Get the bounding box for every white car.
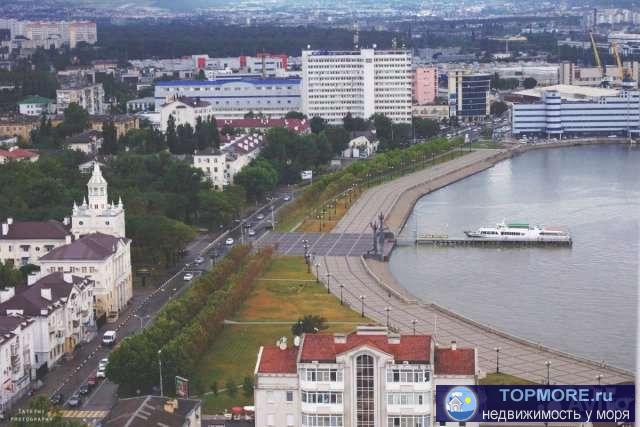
[225,237,235,245]
[96,366,106,379]
[98,358,108,369]
[283,195,291,201]
[183,272,194,281]
[256,213,265,220]
[248,229,256,236]
[194,256,204,265]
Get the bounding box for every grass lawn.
[480,372,536,385]
[195,256,369,414]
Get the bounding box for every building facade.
[511,89,640,136]
[0,316,35,411]
[0,219,72,267]
[447,71,491,121]
[254,326,477,427]
[154,77,301,119]
[17,96,54,116]
[301,49,412,124]
[413,67,438,105]
[159,98,215,132]
[56,82,105,115]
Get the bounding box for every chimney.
[63,217,70,226]
[1,223,7,236]
[65,234,72,244]
[6,218,13,225]
[63,272,73,284]
[40,288,52,301]
[27,272,39,286]
[451,340,457,351]
[333,333,347,344]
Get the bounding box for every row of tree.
[107,245,273,396]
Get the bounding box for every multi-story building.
[413,67,438,105]
[56,82,105,115]
[70,163,126,239]
[0,116,40,141]
[0,316,35,411]
[159,97,215,132]
[193,133,265,190]
[216,117,310,134]
[447,71,491,121]
[301,48,412,124]
[558,61,640,87]
[0,20,96,50]
[254,326,477,427]
[154,77,301,119]
[17,96,54,117]
[0,147,39,164]
[68,22,97,48]
[89,115,140,139]
[0,272,94,371]
[512,89,640,137]
[0,218,72,267]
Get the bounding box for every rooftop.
[216,117,309,134]
[156,77,300,86]
[0,147,38,160]
[513,84,620,100]
[102,396,201,427]
[0,219,70,240]
[39,233,129,261]
[434,346,475,376]
[257,346,298,374]
[17,95,52,105]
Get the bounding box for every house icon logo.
[445,386,478,422]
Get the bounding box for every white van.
[102,330,117,346]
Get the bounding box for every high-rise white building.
[301,48,412,124]
[254,326,477,427]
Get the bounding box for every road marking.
[59,410,108,418]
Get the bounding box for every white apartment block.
[56,82,105,115]
[0,272,94,371]
[0,20,96,50]
[0,316,36,411]
[159,97,215,132]
[301,49,412,124]
[0,218,72,267]
[254,326,477,427]
[193,133,265,190]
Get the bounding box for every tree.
[211,381,219,395]
[324,127,350,155]
[242,376,254,397]
[285,111,306,119]
[11,395,85,427]
[176,123,196,154]
[196,69,206,80]
[413,118,440,139]
[165,116,178,153]
[226,378,237,397]
[234,158,278,201]
[343,112,369,132]
[490,101,509,116]
[58,103,89,136]
[523,77,537,89]
[100,120,118,154]
[309,116,326,134]
[291,314,328,336]
[0,262,23,287]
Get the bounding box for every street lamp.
[133,314,148,331]
[158,349,164,397]
[325,272,330,294]
[315,263,320,283]
[339,284,344,305]
[545,361,551,385]
[385,307,391,328]
[360,295,365,318]
[412,319,417,335]
[596,374,603,385]
[494,347,501,374]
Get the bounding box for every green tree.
[242,376,254,397]
[211,381,219,395]
[323,127,350,155]
[100,120,118,154]
[166,115,177,153]
[523,77,537,89]
[285,111,306,119]
[413,117,440,139]
[196,69,206,80]
[309,116,326,134]
[59,103,89,136]
[226,378,237,397]
[0,262,23,287]
[490,101,509,116]
[234,158,278,201]
[291,314,328,336]
[11,395,85,427]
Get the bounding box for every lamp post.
[133,314,148,331]
[385,307,391,328]
[315,263,320,283]
[412,319,417,335]
[326,272,330,294]
[307,252,312,274]
[158,349,164,397]
[494,347,501,374]
[545,361,551,385]
[360,295,365,317]
[339,284,344,305]
[596,374,602,385]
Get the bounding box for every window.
[287,414,295,426]
[286,391,294,402]
[267,391,274,403]
[387,416,429,427]
[356,354,375,427]
[267,414,275,426]
[386,366,430,383]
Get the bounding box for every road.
[6,191,294,424]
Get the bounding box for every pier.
[414,235,572,247]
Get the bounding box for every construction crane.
[589,31,609,87]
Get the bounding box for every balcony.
[300,402,343,414]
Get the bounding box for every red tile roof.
[434,347,475,376]
[0,220,70,240]
[258,346,298,374]
[299,333,431,363]
[0,148,38,160]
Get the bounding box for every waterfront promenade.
[317,146,634,384]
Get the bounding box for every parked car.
[67,393,81,408]
[96,366,106,379]
[283,195,291,201]
[248,229,256,237]
[225,237,235,245]
[98,358,109,369]
[194,256,205,265]
[50,393,64,406]
[183,272,194,281]
[256,213,265,220]
[79,384,91,395]
[101,330,117,347]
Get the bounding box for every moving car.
[225,237,235,245]
[183,272,194,281]
[98,358,109,369]
[50,393,64,406]
[96,366,106,379]
[194,256,205,265]
[101,330,117,347]
[79,384,91,395]
[283,195,291,201]
[67,393,81,408]
[256,213,265,220]
[248,229,256,236]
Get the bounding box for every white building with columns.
[301,48,412,124]
[254,326,477,427]
[0,219,72,267]
[71,162,125,239]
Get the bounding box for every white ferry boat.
[464,221,572,243]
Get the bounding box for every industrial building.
[511,88,640,137]
[301,48,412,124]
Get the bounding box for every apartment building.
[0,316,35,411]
[0,20,96,49]
[56,82,105,115]
[159,97,215,132]
[0,219,72,267]
[301,48,412,124]
[254,326,477,427]
[17,96,54,117]
[413,67,438,105]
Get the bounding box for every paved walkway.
[316,147,633,384]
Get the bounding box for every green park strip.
[480,372,537,385]
[276,137,465,232]
[193,256,369,413]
